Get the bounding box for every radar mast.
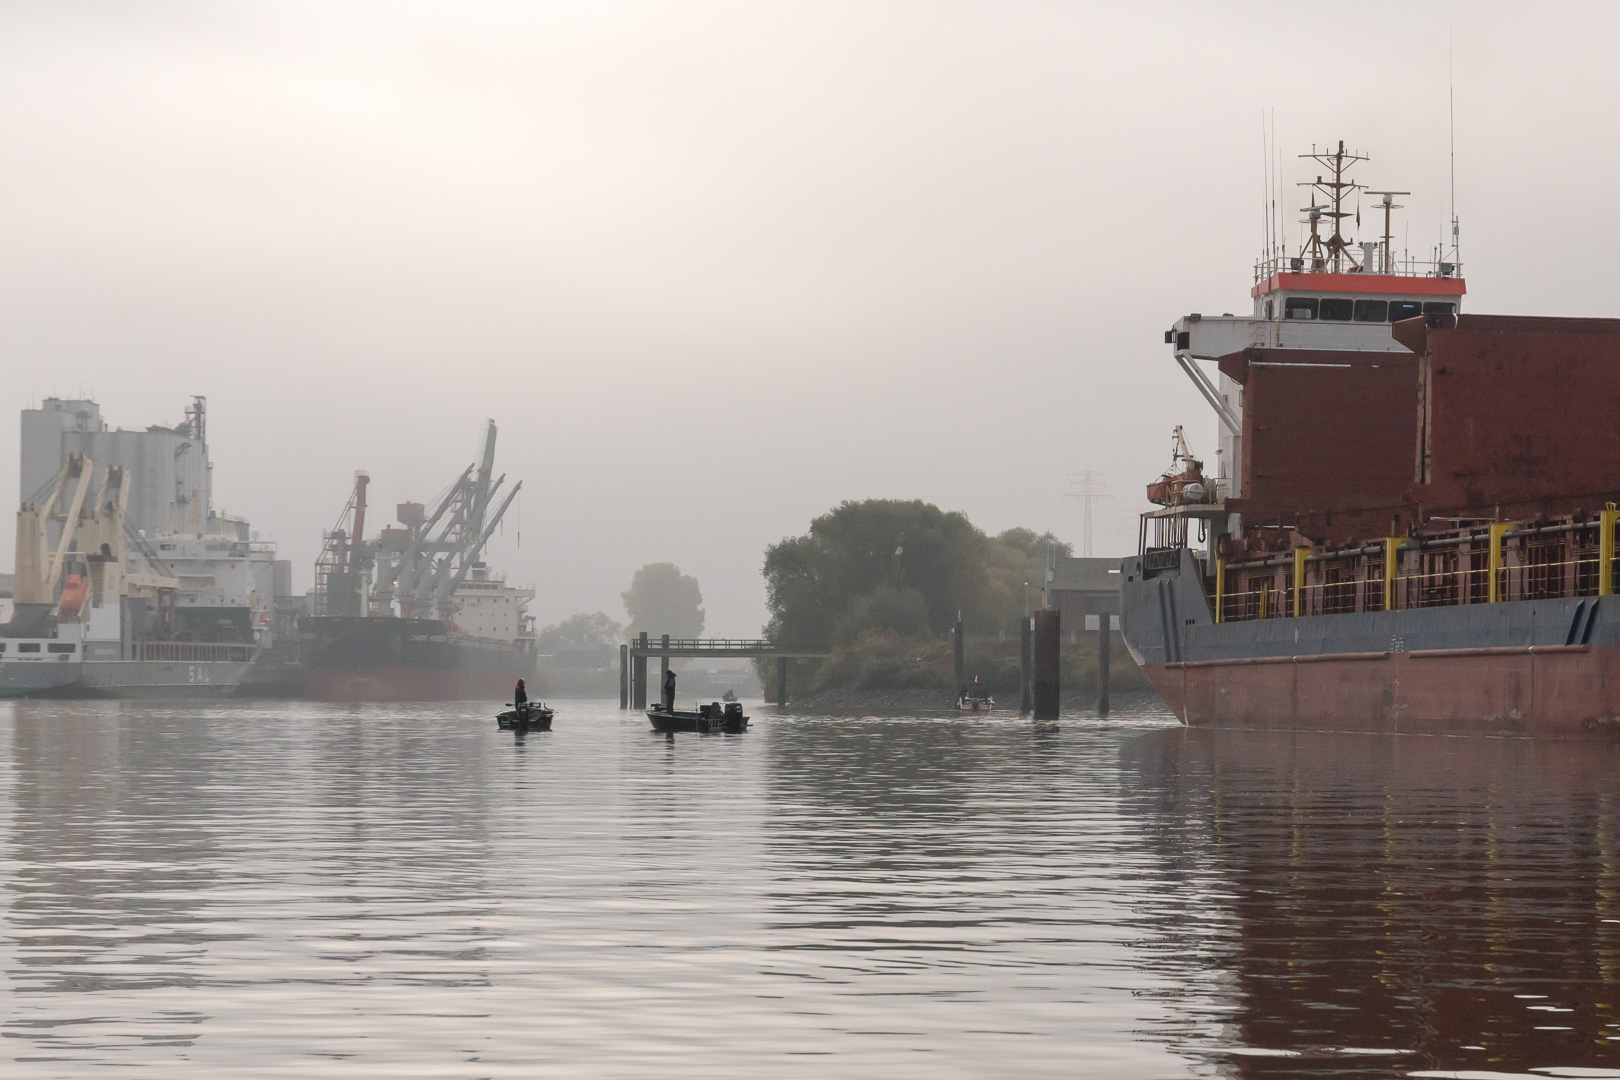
[1297,140,1367,272]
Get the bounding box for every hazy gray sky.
[2,1,1614,634]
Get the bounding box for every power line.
[1064,470,1112,557]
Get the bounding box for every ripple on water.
[0,697,1615,1078]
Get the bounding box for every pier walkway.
[620,634,829,708]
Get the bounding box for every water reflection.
[1125,726,1620,1077]
[3,697,1615,1077]
[757,706,1216,1076]
[2,700,506,1069]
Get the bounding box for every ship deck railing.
[132,641,257,663]
[1252,253,1463,282]
[1209,515,1620,623]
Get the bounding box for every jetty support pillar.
[777,657,789,708]
[632,632,648,709]
[619,644,628,709]
[1097,611,1111,718]
[1033,609,1060,720]
[1019,616,1032,715]
[660,634,670,705]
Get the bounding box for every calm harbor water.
[1,697,1617,1078]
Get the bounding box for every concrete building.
[1046,556,1122,637]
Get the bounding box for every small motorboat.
[647,700,748,733]
[496,702,554,731]
[957,679,994,712]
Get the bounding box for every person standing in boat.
[514,678,528,720]
[662,667,677,711]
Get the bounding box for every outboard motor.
[723,701,744,721]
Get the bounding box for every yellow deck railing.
[1214,530,1617,623]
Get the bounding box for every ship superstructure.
[1164,142,1464,509]
[1121,142,1620,740]
[3,397,292,697]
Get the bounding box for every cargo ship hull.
[0,645,256,699]
[0,658,84,698]
[302,615,536,702]
[1121,549,1620,741]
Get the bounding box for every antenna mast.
[1366,190,1408,275]
[1298,141,1367,272]
[1261,111,1270,265]
[1449,46,1460,267]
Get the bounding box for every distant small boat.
[496,703,554,731]
[952,689,991,712]
[957,680,994,712]
[648,701,748,733]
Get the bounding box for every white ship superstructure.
[452,566,536,642]
[3,397,294,697]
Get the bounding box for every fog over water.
[1,2,1614,633]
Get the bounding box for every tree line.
[536,498,1137,698]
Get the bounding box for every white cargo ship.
[2,397,294,698]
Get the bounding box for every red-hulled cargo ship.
[1120,141,1620,740]
[301,422,537,702]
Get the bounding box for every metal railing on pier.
[625,637,829,659]
[619,636,831,712]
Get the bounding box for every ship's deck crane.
[312,471,372,616]
[355,420,522,623]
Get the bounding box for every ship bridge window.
[1353,299,1388,322]
[1319,298,1354,321]
[1390,300,1423,320]
[47,643,75,654]
[18,643,39,653]
[1423,301,1456,316]
[1284,297,1318,320]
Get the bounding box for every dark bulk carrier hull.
[302,615,535,702]
[1121,141,1620,741]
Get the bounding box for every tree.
[760,501,1078,690]
[762,511,1077,651]
[621,563,705,639]
[830,584,930,644]
[757,501,1140,695]
[993,527,1074,563]
[536,611,624,651]
[763,499,995,648]
[983,528,1074,623]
